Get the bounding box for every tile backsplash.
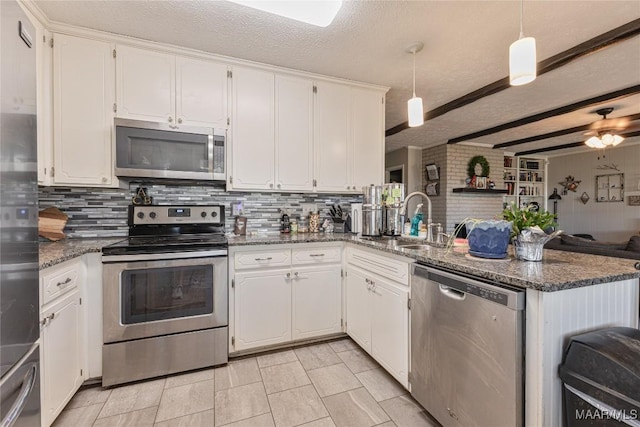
[39,183,361,238]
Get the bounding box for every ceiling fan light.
[612,134,624,146]
[585,136,605,149]
[509,36,537,86]
[601,133,615,146]
[408,97,424,127]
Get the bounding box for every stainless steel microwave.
[114,119,226,181]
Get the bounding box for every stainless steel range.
[101,204,228,387]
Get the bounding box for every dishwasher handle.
[439,285,466,301]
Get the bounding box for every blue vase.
[466,220,513,259]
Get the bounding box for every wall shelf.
[452,188,508,194]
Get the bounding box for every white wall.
[547,143,640,241]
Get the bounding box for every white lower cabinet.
[234,268,292,351]
[41,289,84,426]
[292,266,342,340]
[231,245,343,352]
[345,249,410,388]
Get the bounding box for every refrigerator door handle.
[1,365,37,427]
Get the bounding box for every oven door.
[103,252,227,343]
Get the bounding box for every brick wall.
[420,145,505,233]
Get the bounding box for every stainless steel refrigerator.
[0,1,41,425]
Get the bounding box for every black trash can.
[559,327,640,426]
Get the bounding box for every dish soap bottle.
[410,203,423,236]
[403,218,411,236]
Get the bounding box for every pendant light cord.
[519,0,524,39]
[412,51,416,97]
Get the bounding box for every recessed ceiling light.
[227,1,343,27]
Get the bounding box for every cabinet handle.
[177,118,183,124]
[101,177,107,183]
[365,278,370,284]
[48,313,55,320]
[40,318,48,326]
[294,272,299,278]
[168,116,173,123]
[56,277,72,287]
[254,257,273,261]
[286,272,291,279]
[277,184,281,189]
[269,183,274,188]
[309,254,325,257]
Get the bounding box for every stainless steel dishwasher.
[410,264,525,427]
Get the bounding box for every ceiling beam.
[515,130,640,156]
[447,85,640,144]
[385,18,640,138]
[493,113,640,149]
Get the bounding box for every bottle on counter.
[280,209,290,234]
[410,204,423,236]
[403,218,411,236]
[290,218,298,234]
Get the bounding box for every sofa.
[545,234,640,260]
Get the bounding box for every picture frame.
[476,176,487,189]
[425,182,439,196]
[426,164,439,181]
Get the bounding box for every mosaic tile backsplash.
[39,183,361,238]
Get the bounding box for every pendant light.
[509,0,536,86]
[406,42,424,127]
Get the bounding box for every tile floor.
[53,338,438,427]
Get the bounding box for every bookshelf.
[503,155,547,210]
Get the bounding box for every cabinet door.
[230,67,275,190]
[350,87,383,189]
[275,75,314,192]
[116,45,175,123]
[314,81,350,192]
[176,57,228,128]
[292,265,342,340]
[234,269,291,351]
[52,34,115,186]
[345,266,371,353]
[371,277,409,387]
[41,291,83,426]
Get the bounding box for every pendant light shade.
[509,0,536,86]
[509,36,537,86]
[406,42,424,127]
[408,96,424,127]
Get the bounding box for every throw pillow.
[625,236,640,253]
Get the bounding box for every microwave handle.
[208,135,214,173]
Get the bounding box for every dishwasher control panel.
[468,284,509,306]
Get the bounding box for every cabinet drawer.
[42,261,81,305]
[292,247,341,265]
[234,249,291,270]
[346,247,410,286]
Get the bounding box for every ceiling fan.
[583,107,639,148]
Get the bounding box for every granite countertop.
[229,233,640,292]
[39,237,124,270]
[40,234,640,291]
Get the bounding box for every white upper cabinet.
[230,66,275,190]
[275,75,314,192]
[176,56,228,128]
[315,84,384,193]
[52,33,115,186]
[350,87,384,189]
[314,81,350,192]
[116,45,228,129]
[116,45,174,123]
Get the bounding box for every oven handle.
[102,250,228,263]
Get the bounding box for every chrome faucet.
[399,191,433,228]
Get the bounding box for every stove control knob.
[137,212,145,219]
[149,212,157,219]
[211,211,218,218]
[201,211,207,218]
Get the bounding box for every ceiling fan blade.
[588,117,631,131]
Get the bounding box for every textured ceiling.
[32,0,640,155]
